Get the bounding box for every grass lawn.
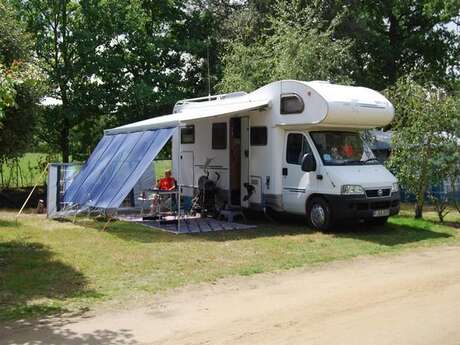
[1,152,171,188]
[1,153,50,187]
[154,159,171,179]
[0,209,459,322]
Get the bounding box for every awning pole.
[177,126,182,233]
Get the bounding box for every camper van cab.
[109,79,400,230]
[169,80,400,229]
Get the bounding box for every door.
[180,151,194,197]
[282,132,316,214]
[229,118,242,206]
[240,117,250,207]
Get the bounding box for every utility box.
[47,163,81,218]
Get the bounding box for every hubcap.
[311,204,326,228]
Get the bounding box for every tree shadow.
[0,218,18,228]
[96,220,195,244]
[0,321,138,345]
[434,220,460,229]
[77,212,453,248]
[0,241,98,321]
[99,214,314,244]
[330,220,452,246]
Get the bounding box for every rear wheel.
[307,197,333,230]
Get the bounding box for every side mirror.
[301,153,316,172]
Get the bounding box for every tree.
[340,0,460,90]
[386,77,460,219]
[0,1,44,161]
[218,1,353,92]
[220,0,460,91]
[16,0,236,162]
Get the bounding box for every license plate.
[373,209,390,217]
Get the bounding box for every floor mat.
[117,215,257,234]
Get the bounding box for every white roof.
[302,81,389,108]
[105,98,270,135]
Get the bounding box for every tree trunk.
[414,203,423,219]
[60,124,70,163]
[387,13,399,84]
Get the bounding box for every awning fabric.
[105,98,270,135]
[64,127,174,209]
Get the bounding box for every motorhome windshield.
[310,131,379,166]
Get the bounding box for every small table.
[143,188,180,218]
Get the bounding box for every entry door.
[282,132,315,214]
[240,117,250,208]
[180,151,194,197]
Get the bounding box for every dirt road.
[2,245,460,345]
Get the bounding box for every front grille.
[365,188,391,198]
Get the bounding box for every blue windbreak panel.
[85,132,143,207]
[64,135,115,204]
[63,127,175,209]
[96,129,174,208]
[72,134,126,206]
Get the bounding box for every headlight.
[341,185,365,195]
[391,182,399,193]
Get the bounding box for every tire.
[307,197,333,230]
[368,216,388,226]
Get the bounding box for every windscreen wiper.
[362,158,381,164]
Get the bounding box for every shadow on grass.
[0,218,18,228]
[100,212,454,248]
[331,218,452,246]
[0,241,98,321]
[0,322,137,345]
[97,213,315,244]
[435,220,460,229]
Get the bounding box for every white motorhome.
[110,80,400,229]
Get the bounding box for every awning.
[105,98,270,135]
[64,127,175,210]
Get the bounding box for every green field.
[154,159,172,179]
[0,209,459,321]
[0,152,171,188]
[0,153,50,188]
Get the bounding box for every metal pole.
[16,163,49,224]
[177,126,182,233]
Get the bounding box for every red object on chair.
[158,177,176,190]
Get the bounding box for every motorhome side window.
[286,133,312,165]
[280,93,304,114]
[212,122,227,149]
[181,125,195,144]
[250,126,267,146]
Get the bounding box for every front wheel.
[307,197,333,230]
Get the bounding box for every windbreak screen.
[63,127,175,209]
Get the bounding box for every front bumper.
[324,192,400,221]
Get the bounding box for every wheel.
[368,216,388,226]
[307,197,333,230]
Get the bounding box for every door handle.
[282,167,288,176]
[244,150,249,158]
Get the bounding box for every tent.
[60,96,269,215]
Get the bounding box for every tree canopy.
[0,0,44,161]
[218,1,354,92]
[386,77,460,218]
[0,0,458,164]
